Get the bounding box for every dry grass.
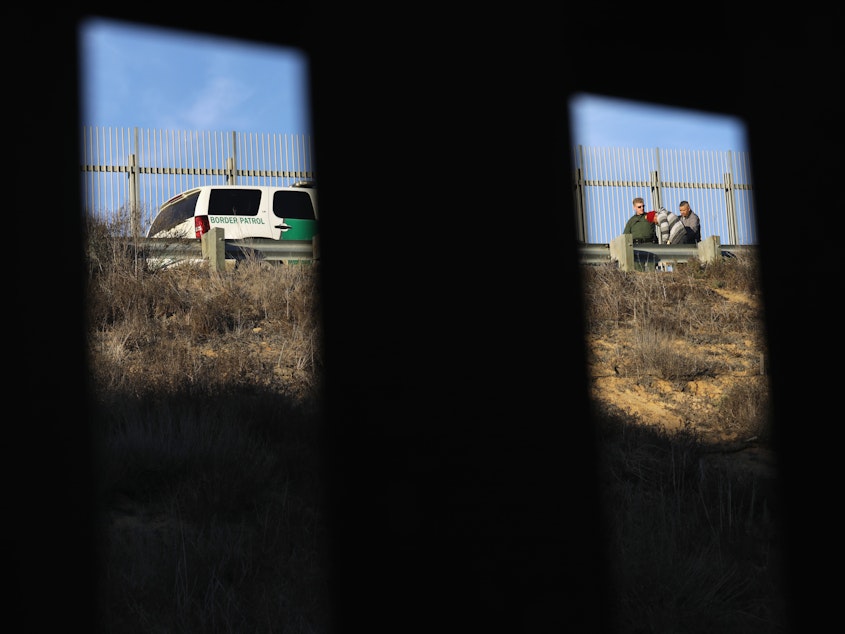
[584,255,787,633]
[86,218,327,633]
[87,222,321,401]
[86,215,786,633]
[583,255,771,444]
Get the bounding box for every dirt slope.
[586,287,778,478]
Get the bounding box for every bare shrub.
[86,220,323,402]
[93,392,328,633]
[581,263,753,336]
[583,257,766,385]
[581,264,631,332]
[85,214,144,276]
[187,277,259,340]
[629,323,714,383]
[714,376,772,442]
[86,218,327,633]
[87,224,779,633]
[675,251,763,295]
[591,400,785,633]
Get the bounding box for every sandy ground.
[586,288,778,479]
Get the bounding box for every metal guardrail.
[114,237,753,268]
[228,239,316,262]
[578,242,756,266]
[130,237,316,263]
[578,243,613,265]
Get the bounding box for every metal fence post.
[226,156,236,185]
[229,130,238,185]
[650,170,662,211]
[127,152,141,239]
[573,167,587,243]
[724,171,739,245]
[132,127,142,237]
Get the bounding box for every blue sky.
[79,17,748,152]
[568,93,748,152]
[79,17,312,134]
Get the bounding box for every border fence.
[571,145,755,245]
[80,127,755,244]
[80,127,315,237]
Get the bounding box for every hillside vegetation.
[581,256,785,632]
[86,218,786,633]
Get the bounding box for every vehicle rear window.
[208,189,262,216]
[149,190,201,235]
[272,190,316,220]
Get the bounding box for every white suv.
[148,182,318,242]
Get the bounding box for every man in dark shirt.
[622,197,657,243]
[679,200,701,243]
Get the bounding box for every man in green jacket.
[622,197,657,244]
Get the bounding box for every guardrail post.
[610,234,634,271]
[697,235,721,264]
[202,228,226,272]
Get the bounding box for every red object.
[646,211,657,223]
[194,215,210,238]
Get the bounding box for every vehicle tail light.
[194,215,210,239]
